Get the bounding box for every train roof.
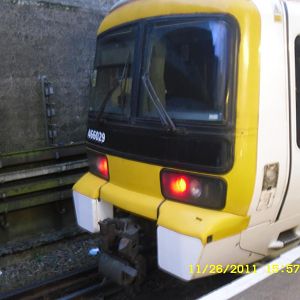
[109,0,300,13]
[98,0,300,35]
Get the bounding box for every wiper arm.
[142,73,176,132]
[96,80,119,121]
[96,53,131,121]
[119,53,131,113]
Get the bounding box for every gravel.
[0,233,100,293]
[0,231,239,298]
[0,225,84,257]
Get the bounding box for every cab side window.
[295,36,300,147]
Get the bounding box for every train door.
[277,1,300,221]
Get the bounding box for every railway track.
[0,143,239,300]
[0,143,88,247]
[0,266,122,300]
[0,142,88,215]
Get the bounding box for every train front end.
[73,0,262,283]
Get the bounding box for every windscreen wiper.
[119,53,131,113]
[96,80,119,121]
[142,72,177,132]
[96,53,131,121]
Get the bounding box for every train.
[73,0,300,285]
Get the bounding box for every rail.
[0,266,122,300]
[0,143,88,214]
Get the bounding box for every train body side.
[241,0,300,255]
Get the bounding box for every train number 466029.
[87,129,106,144]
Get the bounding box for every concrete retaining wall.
[0,0,103,153]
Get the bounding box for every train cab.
[73,0,300,284]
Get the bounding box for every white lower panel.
[197,235,263,271]
[157,227,264,281]
[73,191,113,233]
[241,214,300,255]
[157,226,203,281]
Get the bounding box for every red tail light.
[97,156,109,179]
[171,176,188,194]
[162,173,197,202]
[161,170,226,209]
[87,150,109,180]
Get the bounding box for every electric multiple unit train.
[73,0,300,284]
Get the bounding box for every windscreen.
[139,20,231,123]
[89,26,136,119]
[87,16,238,174]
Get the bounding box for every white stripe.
[197,245,300,300]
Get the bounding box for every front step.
[269,229,300,249]
[278,229,300,246]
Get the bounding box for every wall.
[0,0,103,153]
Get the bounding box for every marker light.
[87,150,109,180]
[161,170,226,209]
[97,156,109,179]
[171,177,188,194]
[97,155,109,179]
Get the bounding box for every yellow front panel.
[100,155,164,219]
[158,201,249,244]
[70,0,262,241]
[97,0,261,219]
[73,172,107,199]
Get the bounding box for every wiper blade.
[96,80,119,121]
[96,53,131,121]
[119,53,131,113]
[142,73,176,132]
